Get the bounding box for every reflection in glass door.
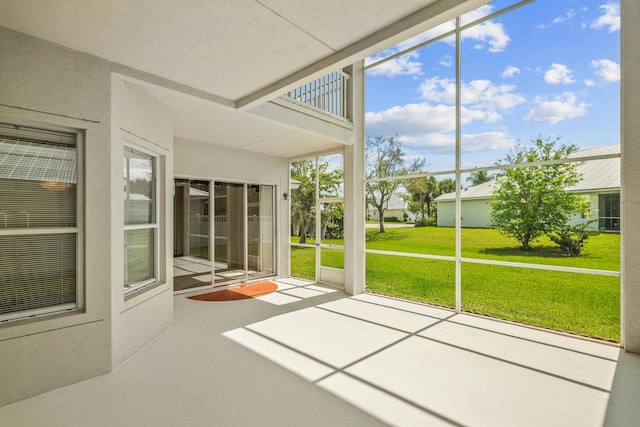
[214,183,275,284]
[173,179,212,292]
[247,185,275,279]
[214,182,246,283]
[174,179,276,291]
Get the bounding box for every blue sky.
[364,0,620,174]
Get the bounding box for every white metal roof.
[436,144,620,202]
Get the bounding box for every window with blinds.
[124,147,158,292]
[0,123,80,321]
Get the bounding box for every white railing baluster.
[284,69,350,122]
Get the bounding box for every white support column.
[343,61,366,295]
[621,0,640,353]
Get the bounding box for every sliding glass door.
[174,178,275,292]
[214,182,245,282]
[214,182,275,284]
[173,179,212,292]
[247,184,275,279]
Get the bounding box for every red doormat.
[187,281,278,302]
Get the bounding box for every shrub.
[548,221,597,256]
[384,216,399,222]
[414,217,436,227]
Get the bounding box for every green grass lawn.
[291,227,621,341]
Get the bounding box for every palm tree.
[406,175,439,219]
[466,170,492,186]
[438,177,457,195]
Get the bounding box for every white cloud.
[462,20,510,53]
[399,131,516,155]
[365,102,516,154]
[591,58,620,82]
[365,52,422,77]
[371,4,510,61]
[366,103,457,136]
[439,55,453,67]
[365,103,485,136]
[591,2,620,32]
[461,132,517,152]
[544,63,575,85]
[585,79,596,87]
[418,77,525,110]
[524,92,590,124]
[552,9,576,24]
[418,78,456,104]
[501,65,521,79]
[537,8,579,29]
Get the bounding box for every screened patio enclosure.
[173,179,275,292]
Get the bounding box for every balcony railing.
[283,70,350,122]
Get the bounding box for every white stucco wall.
[343,61,366,296]
[173,138,290,278]
[0,28,178,405]
[621,0,640,352]
[0,27,113,406]
[110,76,175,368]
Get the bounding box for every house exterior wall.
[0,28,176,405]
[436,199,491,228]
[173,138,290,279]
[0,27,113,406]
[437,192,615,231]
[110,76,175,368]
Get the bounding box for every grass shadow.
[366,230,408,242]
[479,245,603,260]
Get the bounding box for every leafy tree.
[322,202,344,240]
[405,158,439,220]
[466,170,492,186]
[489,137,585,250]
[366,134,408,233]
[401,191,421,221]
[290,159,342,243]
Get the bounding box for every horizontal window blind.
[0,123,79,320]
[0,235,77,315]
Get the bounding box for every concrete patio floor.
[1,278,639,426]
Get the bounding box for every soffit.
[148,84,344,158]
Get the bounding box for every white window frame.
[0,123,84,322]
[123,146,159,294]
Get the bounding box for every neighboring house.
[435,145,620,231]
[367,193,410,221]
